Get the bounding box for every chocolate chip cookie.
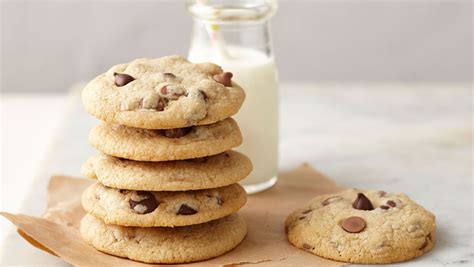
[82,151,252,191]
[82,55,245,129]
[285,189,436,264]
[89,118,242,161]
[80,213,247,264]
[82,182,247,227]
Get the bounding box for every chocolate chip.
[302,209,312,214]
[163,72,176,78]
[114,73,135,87]
[160,86,168,94]
[419,234,431,250]
[138,95,166,111]
[213,72,233,87]
[302,243,312,250]
[173,91,186,98]
[380,205,390,210]
[160,127,192,138]
[378,191,387,197]
[322,196,342,206]
[119,189,129,194]
[198,90,208,101]
[177,204,197,215]
[224,152,230,157]
[298,216,306,220]
[386,200,396,207]
[155,97,166,111]
[129,191,159,214]
[419,240,428,250]
[352,193,374,211]
[341,216,366,233]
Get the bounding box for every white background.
[1,0,472,93]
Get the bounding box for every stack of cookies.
[79,56,252,264]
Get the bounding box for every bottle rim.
[186,0,278,23]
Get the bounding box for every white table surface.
[0,83,472,266]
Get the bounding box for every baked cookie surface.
[89,118,242,161]
[82,150,252,191]
[82,55,245,129]
[285,189,436,264]
[80,213,247,264]
[82,182,247,227]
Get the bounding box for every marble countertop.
[1,83,472,266]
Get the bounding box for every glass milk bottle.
[187,0,278,194]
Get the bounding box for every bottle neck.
[189,19,273,64]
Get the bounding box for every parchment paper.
[1,164,345,266]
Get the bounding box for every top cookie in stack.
[79,56,252,264]
[82,55,245,129]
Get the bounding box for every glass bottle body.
[187,1,279,193]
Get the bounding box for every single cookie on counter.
[285,189,436,264]
[82,182,247,227]
[80,213,247,264]
[82,55,245,129]
[89,118,242,161]
[81,151,252,191]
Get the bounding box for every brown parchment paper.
[1,164,346,266]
